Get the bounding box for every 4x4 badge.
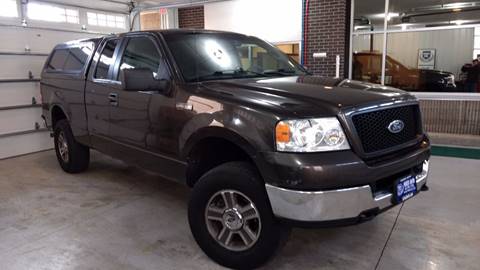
[387,120,405,134]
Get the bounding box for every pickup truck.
[41,29,430,269]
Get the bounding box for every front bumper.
[266,160,429,223]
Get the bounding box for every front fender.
[179,106,277,160]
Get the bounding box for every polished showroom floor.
[0,151,478,270]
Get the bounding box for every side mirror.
[121,68,170,93]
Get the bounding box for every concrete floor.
[0,151,479,270]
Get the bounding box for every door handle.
[109,93,118,106]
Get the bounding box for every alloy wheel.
[205,190,262,251]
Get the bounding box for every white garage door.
[0,0,130,159]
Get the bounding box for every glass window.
[47,45,92,72]
[163,33,307,82]
[63,46,91,71]
[352,0,480,93]
[388,0,480,31]
[48,49,69,70]
[0,0,18,18]
[87,12,126,28]
[275,43,300,63]
[353,0,385,32]
[87,12,98,25]
[385,29,470,92]
[95,39,119,79]
[352,34,384,84]
[118,37,168,81]
[27,3,79,24]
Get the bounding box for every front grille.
[352,105,421,154]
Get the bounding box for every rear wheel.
[188,162,290,269]
[54,119,90,173]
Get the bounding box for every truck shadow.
[28,150,395,270]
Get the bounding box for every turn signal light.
[275,122,291,143]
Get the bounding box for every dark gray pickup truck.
[41,29,430,269]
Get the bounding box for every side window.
[47,45,92,72]
[48,49,69,70]
[63,46,91,71]
[117,36,168,81]
[95,39,119,79]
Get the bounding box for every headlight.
[275,117,350,152]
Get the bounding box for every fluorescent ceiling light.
[374,12,400,21]
[452,20,468,25]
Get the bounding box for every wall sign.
[418,49,436,70]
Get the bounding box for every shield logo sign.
[418,49,436,69]
[421,51,433,62]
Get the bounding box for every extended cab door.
[107,33,183,179]
[85,37,121,153]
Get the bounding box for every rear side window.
[48,49,69,70]
[47,45,92,72]
[94,39,119,80]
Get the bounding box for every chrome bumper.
[265,161,429,222]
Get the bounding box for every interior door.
[108,34,179,174]
[85,38,121,153]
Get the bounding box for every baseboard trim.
[431,145,480,160]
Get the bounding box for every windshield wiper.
[261,68,297,76]
[196,68,265,81]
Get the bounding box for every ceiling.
[355,0,480,29]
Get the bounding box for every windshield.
[162,32,308,82]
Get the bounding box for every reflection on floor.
[0,151,478,270]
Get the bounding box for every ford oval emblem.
[387,120,405,134]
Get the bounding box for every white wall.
[204,0,302,43]
[353,28,475,78]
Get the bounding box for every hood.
[199,75,416,117]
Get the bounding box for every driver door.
[107,34,178,173]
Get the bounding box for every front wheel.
[188,162,289,269]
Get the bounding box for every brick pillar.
[303,0,350,78]
[178,6,205,29]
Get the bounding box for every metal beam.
[0,104,42,111]
[0,22,108,35]
[0,52,49,56]
[133,0,227,12]
[0,78,41,83]
[0,128,49,139]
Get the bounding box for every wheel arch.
[50,104,69,129]
[182,127,262,187]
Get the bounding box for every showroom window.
[351,0,480,92]
[87,12,126,28]
[275,43,300,63]
[0,0,18,18]
[27,3,79,23]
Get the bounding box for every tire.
[53,119,90,173]
[188,161,290,269]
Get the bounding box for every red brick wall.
[303,0,350,78]
[178,6,205,29]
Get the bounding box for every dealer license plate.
[395,175,417,203]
